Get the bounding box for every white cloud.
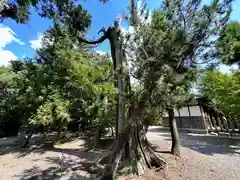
[0,49,17,66]
[0,24,25,47]
[29,34,43,50]
[96,50,107,56]
[0,24,24,66]
[218,64,239,74]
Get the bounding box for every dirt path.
[0,127,240,180]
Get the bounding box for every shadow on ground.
[149,126,240,156]
[7,138,112,180]
[14,157,104,180]
[0,133,80,156]
[0,134,115,179]
[0,132,114,157]
[14,146,106,179]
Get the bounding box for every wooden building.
[163,98,211,133]
[163,97,239,134]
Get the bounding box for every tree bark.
[100,106,167,180]
[168,108,181,156]
[21,127,35,148]
[94,126,102,147]
[107,26,125,138]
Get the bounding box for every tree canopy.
[0,0,95,24]
[216,21,240,66]
[0,21,115,137]
[199,70,240,123]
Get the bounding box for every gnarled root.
[98,123,167,180]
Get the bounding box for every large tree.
[128,7,197,156]
[0,0,233,179]
[71,0,233,178]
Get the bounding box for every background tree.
[198,70,240,129]
[0,19,115,145]
[0,0,108,23]
[216,21,240,66]
[0,66,21,137]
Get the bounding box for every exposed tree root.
[97,122,167,180]
[98,141,116,165]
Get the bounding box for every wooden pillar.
[206,112,214,130]
[197,99,208,132]
[210,113,217,130]
[218,117,224,131]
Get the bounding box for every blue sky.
[0,0,240,71]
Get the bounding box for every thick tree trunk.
[99,107,167,180]
[21,127,35,148]
[94,126,102,147]
[100,125,166,179]
[168,108,180,156]
[116,55,125,135]
[108,26,125,138]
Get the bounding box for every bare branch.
[77,35,108,45]
[179,0,186,29]
[77,28,108,45]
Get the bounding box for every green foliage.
[0,22,115,137]
[30,89,71,127]
[37,24,115,131]
[0,0,235,138]
[199,70,240,122]
[216,21,240,65]
[0,66,20,136]
[129,0,231,109]
[119,0,233,128]
[0,0,107,24]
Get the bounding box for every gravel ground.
[147,126,240,180]
[0,127,240,180]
